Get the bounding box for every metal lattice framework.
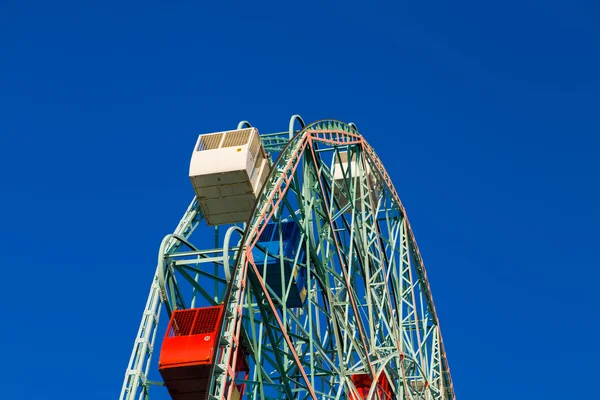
[119,116,455,400]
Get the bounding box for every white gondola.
[189,127,271,225]
[331,151,381,211]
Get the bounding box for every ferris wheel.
[119,116,456,400]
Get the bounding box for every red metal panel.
[350,373,395,400]
[158,306,226,400]
[159,306,224,368]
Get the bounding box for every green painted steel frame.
[119,116,455,400]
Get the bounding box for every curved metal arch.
[222,225,245,282]
[156,226,245,316]
[230,119,453,399]
[157,233,199,315]
[301,118,362,135]
[237,120,252,129]
[288,114,306,139]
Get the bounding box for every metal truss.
[119,117,455,400]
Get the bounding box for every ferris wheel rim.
[120,116,456,400]
[216,118,454,399]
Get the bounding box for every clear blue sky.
[1,1,599,399]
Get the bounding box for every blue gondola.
[253,221,307,308]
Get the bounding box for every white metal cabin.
[189,127,270,225]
